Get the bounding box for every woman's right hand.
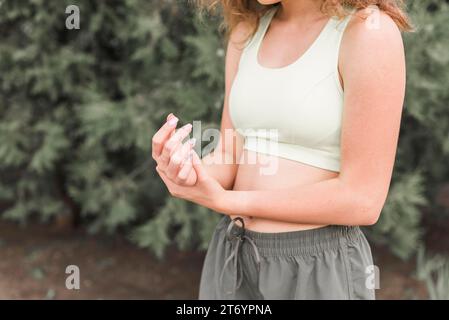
[151,113,198,186]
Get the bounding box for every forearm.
[217,177,382,226]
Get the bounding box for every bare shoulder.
[339,7,406,81]
[346,7,403,39]
[341,7,405,61]
[225,21,253,76]
[228,21,253,51]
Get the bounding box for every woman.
[151,0,411,300]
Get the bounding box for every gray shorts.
[199,215,375,300]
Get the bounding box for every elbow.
[360,209,381,226]
[340,176,388,226]
[353,191,385,226]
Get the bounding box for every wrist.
[213,190,251,216]
[213,190,233,215]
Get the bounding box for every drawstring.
[219,217,262,299]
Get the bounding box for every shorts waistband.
[219,215,362,256]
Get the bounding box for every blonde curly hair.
[194,0,413,40]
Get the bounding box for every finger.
[151,113,179,159]
[167,113,176,139]
[166,138,196,180]
[159,123,192,167]
[191,150,207,182]
[177,153,193,184]
[156,165,172,187]
[157,165,183,198]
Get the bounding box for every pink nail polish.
[168,117,178,126]
[189,138,196,147]
[183,123,193,131]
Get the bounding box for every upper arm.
[338,9,406,215]
[215,22,252,163]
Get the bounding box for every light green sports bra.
[229,6,355,172]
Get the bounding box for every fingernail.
[184,152,191,162]
[167,113,174,121]
[188,138,196,147]
[183,123,192,131]
[167,117,178,126]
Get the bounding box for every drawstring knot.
[219,217,261,298]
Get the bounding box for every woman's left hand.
[156,150,226,212]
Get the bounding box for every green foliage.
[0,0,448,260]
[368,171,427,259]
[0,0,224,253]
[416,246,449,300]
[130,198,220,259]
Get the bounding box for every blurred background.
[0,0,448,299]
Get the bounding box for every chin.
[257,0,281,5]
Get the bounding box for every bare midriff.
[230,149,339,232]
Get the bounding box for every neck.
[277,0,325,21]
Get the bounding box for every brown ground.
[0,220,438,300]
